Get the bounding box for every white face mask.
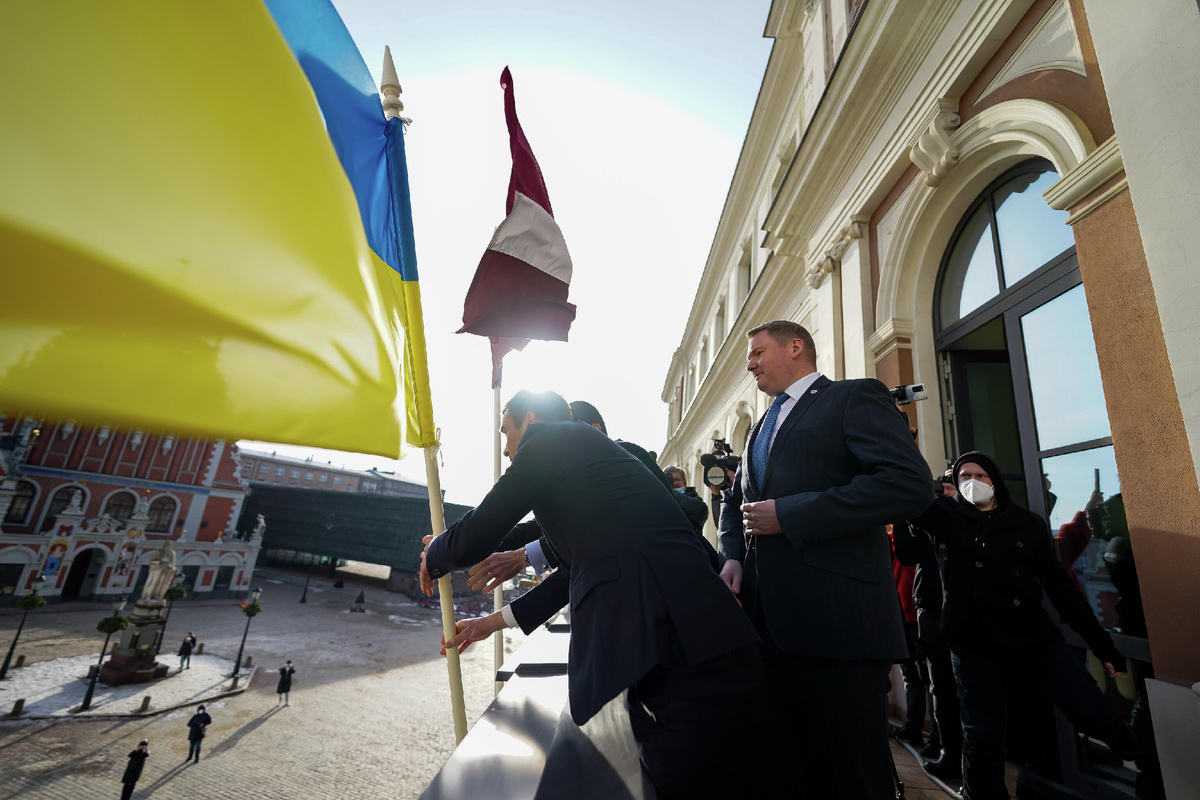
[959,478,995,506]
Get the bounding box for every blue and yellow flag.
[0,1,435,456]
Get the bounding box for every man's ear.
[791,338,805,359]
[524,411,539,427]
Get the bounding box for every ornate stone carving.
[251,514,267,544]
[140,541,177,602]
[64,488,83,515]
[806,217,866,289]
[909,99,961,187]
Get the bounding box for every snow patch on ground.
[0,654,247,718]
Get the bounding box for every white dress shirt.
[765,371,823,453]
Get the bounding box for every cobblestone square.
[0,569,522,800]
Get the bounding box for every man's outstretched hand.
[468,549,526,593]
[441,612,506,657]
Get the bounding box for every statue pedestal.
[98,599,170,685]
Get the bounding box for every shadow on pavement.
[205,705,283,759]
[138,758,192,796]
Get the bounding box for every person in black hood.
[905,451,1135,799]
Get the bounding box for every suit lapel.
[762,375,831,492]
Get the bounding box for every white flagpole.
[492,382,504,695]
[381,46,467,744]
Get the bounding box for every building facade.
[661,1,1200,797]
[0,413,260,603]
[236,448,428,498]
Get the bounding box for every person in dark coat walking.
[120,739,149,800]
[178,632,196,670]
[276,660,295,706]
[906,451,1136,799]
[185,705,211,763]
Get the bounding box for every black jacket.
[122,749,148,783]
[906,451,1124,668]
[276,666,294,693]
[186,711,211,741]
[178,638,193,657]
[719,376,932,660]
[426,421,758,724]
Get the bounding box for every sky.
[242,0,773,505]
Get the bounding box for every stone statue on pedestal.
[140,541,177,602]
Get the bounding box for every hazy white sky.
[243,0,772,505]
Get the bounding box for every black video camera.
[700,438,741,491]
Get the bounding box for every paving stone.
[0,569,523,800]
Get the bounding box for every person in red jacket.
[889,525,928,748]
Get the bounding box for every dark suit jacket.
[427,421,758,724]
[719,376,932,661]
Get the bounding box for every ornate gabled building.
[0,413,260,603]
[661,1,1200,796]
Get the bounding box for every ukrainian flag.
[0,1,436,456]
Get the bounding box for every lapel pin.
[810,390,817,395]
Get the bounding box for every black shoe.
[924,753,962,781]
[894,725,925,747]
[920,741,943,759]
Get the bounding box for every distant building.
[236,448,429,499]
[0,414,260,603]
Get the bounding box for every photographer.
[698,439,741,527]
[663,465,709,536]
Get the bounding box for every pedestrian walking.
[185,704,211,763]
[276,660,295,706]
[178,632,196,670]
[120,739,149,799]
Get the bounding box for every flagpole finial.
[380,46,406,122]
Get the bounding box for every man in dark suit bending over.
[719,320,933,799]
[421,390,766,799]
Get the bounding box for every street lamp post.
[0,574,47,680]
[302,514,334,604]
[155,572,187,655]
[231,587,262,677]
[79,596,128,711]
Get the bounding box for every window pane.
[1041,446,1135,632]
[939,204,999,326]
[994,171,1073,286]
[1020,285,1109,450]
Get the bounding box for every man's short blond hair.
[746,320,816,364]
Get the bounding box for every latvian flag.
[458,67,576,386]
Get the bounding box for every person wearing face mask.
[905,451,1136,799]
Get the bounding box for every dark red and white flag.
[458,67,576,386]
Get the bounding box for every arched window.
[41,486,83,532]
[937,161,1074,331]
[146,496,177,533]
[103,492,137,523]
[934,158,1132,636]
[3,481,36,525]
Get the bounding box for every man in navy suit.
[719,320,933,799]
[421,390,766,798]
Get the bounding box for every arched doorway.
[61,548,104,600]
[934,158,1158,795]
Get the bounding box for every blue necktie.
[752,392,789,493]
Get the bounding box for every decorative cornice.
[1043,135,1123,212]
[909,98,961,187]
[806,216,867,289]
